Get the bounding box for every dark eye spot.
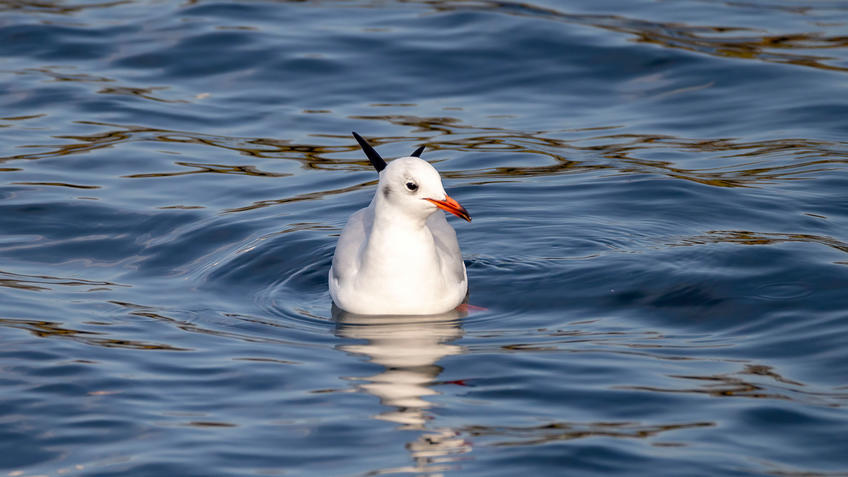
[406,182,418,192]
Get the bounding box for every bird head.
[353,132,471,223]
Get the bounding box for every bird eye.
[405,182,418,191]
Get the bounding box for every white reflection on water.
[333,307,471,474]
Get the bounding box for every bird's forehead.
[385,157,440,182]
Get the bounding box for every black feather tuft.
[352,132,387,172]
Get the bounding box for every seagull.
[329,132,471,315]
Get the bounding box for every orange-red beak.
[424,194,471,222]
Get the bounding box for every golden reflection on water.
[0,317,188,351]
[4,119,844,213]
[463,420,713,447]
[623,363,848,407]
[123,161,291,179]
[0,0,132,15]
[11,181,101,189]
[673,230,848,256]
[1,121,363,173]
[334,309,471,475]
[0,269,128,292]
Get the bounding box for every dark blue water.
[2,0,848,475]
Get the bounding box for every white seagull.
[329,132,471,315]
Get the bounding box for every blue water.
[2,0,848,475]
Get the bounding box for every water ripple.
[419,0,848,72]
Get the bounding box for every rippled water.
[2,0,848,475]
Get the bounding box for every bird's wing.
[427,211,466,283]
[330,206,372,284]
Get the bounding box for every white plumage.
[329,133,471,315]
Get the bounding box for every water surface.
[1,0,848,475]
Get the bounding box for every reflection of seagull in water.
[334,308,472,473]
[329,133,471,315]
